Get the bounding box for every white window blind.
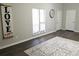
[32,8,46,34]
[40,9,45,32]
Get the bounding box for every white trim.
[59,28,79,33]
[0,30,56,49]
[74,30,79,33]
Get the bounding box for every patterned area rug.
[24,36,79,56]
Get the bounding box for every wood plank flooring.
[0,30,79,56]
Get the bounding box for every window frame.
[32,8,46,35]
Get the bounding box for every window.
[32,8,46,34]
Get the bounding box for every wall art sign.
[1,5,13,39]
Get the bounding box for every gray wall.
[0,6,3,41]
[62,3,79,32]
[0,3,63,48]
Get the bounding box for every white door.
[65,10,76,31]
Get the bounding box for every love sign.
[1,5,13,39]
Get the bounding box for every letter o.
[4,13,10,19]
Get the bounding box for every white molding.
[74,30,79,33]
[0,30,56,49]
[61,28,79,33]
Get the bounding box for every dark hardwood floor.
[0,30,79,56]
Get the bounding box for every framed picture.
[1,5,13,39]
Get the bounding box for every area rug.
[24,36,79,56]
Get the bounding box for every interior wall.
[0,6,3,41]
[62,3,79,32]
[0,3,63,48]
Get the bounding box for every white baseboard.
[62,29,79,33]
[0,30,56,49]
[74,30,79,33]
